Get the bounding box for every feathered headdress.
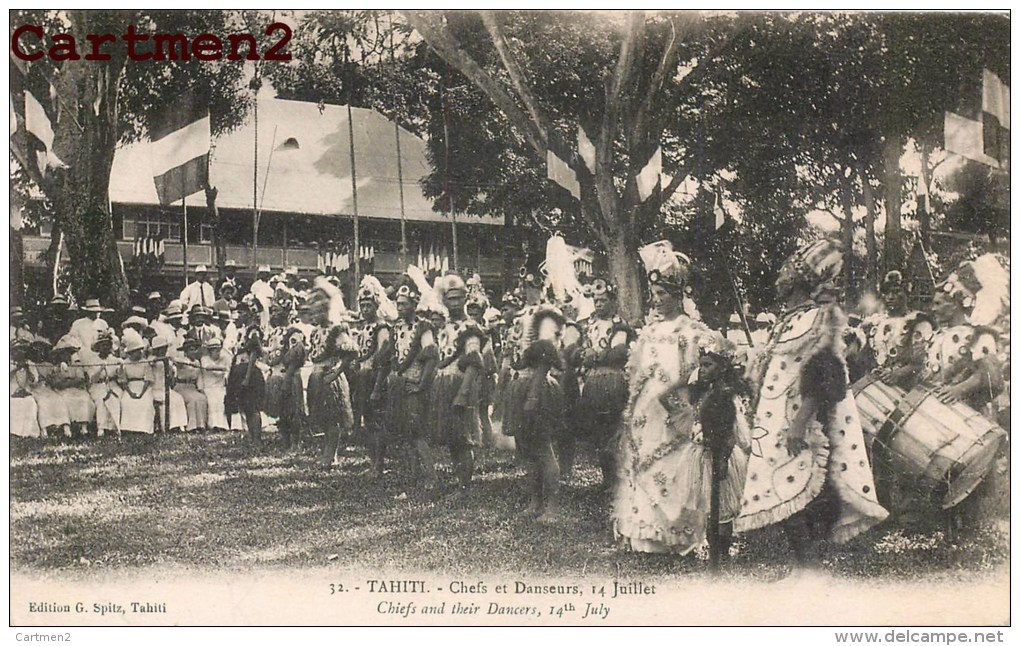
[528,304,566,344]
[787,237,844,300]
[542,235,594,319]
[465,273,490,310]
[313,276,349,325]
[639,240,691,292]
[359,274,398,322]
[408,264,448,318]
[943,253,1010,328]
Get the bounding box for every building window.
[200,224,214,244]
[122,214,181,241]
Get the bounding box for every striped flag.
[577,126,596,174]
[150,92,210,206]
[636,146,662,202]
[982,69,1010,168]
[945,111,999,167]
[24,86,66,174]
[547,150,580,200]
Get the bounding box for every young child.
[278,327,308,451]
[226,328,267,449]
[671,337,751,566]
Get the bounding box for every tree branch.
[631,13,690,143]
[594,12,644,238]
[660,167,688,204]
[478,10,548,148]
[403,11,548,157]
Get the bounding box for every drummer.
[925,264,1004,416]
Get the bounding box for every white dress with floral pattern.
[613,314,711,553]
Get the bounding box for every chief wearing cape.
[735,239,888,555]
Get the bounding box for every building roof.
[110,97,500,226]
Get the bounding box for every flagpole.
[346,93,361,297]
[396,120,407,269]
[443,63,457,272]
[182,191,189,290]
[390,23,408,270]
[252,85,259,273]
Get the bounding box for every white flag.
[547,150,580,200]
[945,111,999,167]
[25,89,66,173]
[983,69,1010,130]
[636,146,662,202]
[577,126,596,173]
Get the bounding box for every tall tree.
[10,10,259,308]
[402,10,726,322]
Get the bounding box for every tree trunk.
[862,171,878,290]
[918,145,931,248]
[10,226,24,307]
[603,219,644,326]
[839,172,857,304]
[45,11,133,310]
[882,136,904,274]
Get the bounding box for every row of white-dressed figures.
[9,380,240,438]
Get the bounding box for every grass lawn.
[9,428,1010,582]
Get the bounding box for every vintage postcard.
[8,8,1011,632]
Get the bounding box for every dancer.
[735,239,888,564]
[613,241,715,553]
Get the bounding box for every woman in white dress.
[86,331,122,437]
[117,329,156,436]
[174,338,209,432]
[10,338,42,439]
[614,242,716,554]
[200,337,232,431]
[50,335,96,438]
[29,338,70,437]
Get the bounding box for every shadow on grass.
[9,432,1010,580]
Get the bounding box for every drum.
[852,372,1006,509]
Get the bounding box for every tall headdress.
[407,264,448,318]
[312,276,349,325]
[638,240,691,293]
[542,235,594,319]
[358,275,398,322]
[465,273,490,311]
[786,237,844,301]
[941,253,1009,328]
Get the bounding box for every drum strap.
[875,388,927,448]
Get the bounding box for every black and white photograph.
[7,8,1011,632]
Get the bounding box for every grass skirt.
[430,364,480,446]
[576,367,628,435]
